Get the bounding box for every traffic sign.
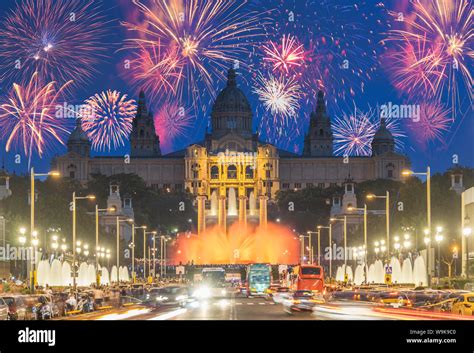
[384,274,392,284]
[453,251,458,259]
[385,265,392,275]
[176,265,185,275]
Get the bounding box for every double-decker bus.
[246,263,272,296]
[290,264,324,292]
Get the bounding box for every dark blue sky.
[0,0,472,175]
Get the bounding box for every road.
[60,292,474,321]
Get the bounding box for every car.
[0,295,29,320]
[144,286,189,308]
[282,290,325,313]
[451,293,474,316]
[377,291,412,308]
[0,297,8,321]
[266,286,291,304]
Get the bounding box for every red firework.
[262,34,306,74]
[407,101,452,148]
[154,102,195,152]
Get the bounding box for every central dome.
[211,68,253,137]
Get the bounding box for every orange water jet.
[170,222,299,265]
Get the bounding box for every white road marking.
[97,308,151,321]
[148,308,187,320]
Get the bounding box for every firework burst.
[262,35,306,74]
[253,74,302,121]
[0,0,112,89]
[406,101,452,147]
[122,0,268,110]
[385,0,473,115]
[332,104,406,156]
[154,102,195,152]
[81,90,137,152]
[0,72,72,161]
[254,0,387,106]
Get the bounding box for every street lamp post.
[463,225,472,279]
[95,205,115,286]
[317,224,332,279]
[18,228,27,280]
[144,231,156,281]
[301,233,313,264]
[403,167,431,286]
[367,191,390,256]
[435,227,443,280]
[330,216,347,275]
[131,225,146,283]
[307,230,321,265]
[72,192,95,291]
[29,168,60,292]
[116,217,133,283]
[348,205,368,282]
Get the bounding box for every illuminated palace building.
[53,69,409,234]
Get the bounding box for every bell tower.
[130,90,161,157]
[303,91,334,157]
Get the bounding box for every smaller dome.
[69,118,89,143]
[373,119,394,141]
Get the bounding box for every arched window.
[245,165,254,179]
[227,165,237,179]
[210,166,219,179]
[191,163,200,179]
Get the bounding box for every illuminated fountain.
[101,266,110,285]
[390,256,402,283]
[413,256,427,287]
[171,221,299,265]
[36,259,124,286]
[37,260,50,287]
[110,265,130,282]
[336,264,353,282]
[339,256,427,286]
[49,259,62,286]
[227,188,237,216]
[354,264,365,284]
[401,258,413,284]
[182,184,300,265]
[61,262,72,286]
[210,191,218,216]
[249,192,257,216]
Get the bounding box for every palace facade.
[53,69,409,200]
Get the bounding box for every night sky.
[0,0,472,175]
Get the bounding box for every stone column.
[218,195,227,233]
[238,195,248,226]
[197,195,207,236]
[259,195,268,229]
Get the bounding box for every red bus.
[289,265,324,292]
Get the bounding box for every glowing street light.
[435,227,444,279]
[402,167,431,285]
[72,192,95,290]
[29,168,60,292]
